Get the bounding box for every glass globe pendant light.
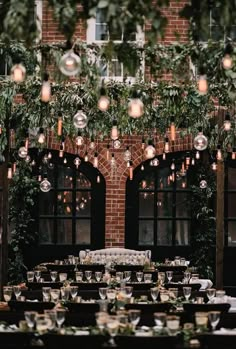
[40,174,52,192]
[59,42,81,76]
[38,127,46,144]
[124,146,132,161]
[73,109,88,129]
[144,140,156,159]
[224,112,231,131]
[193,127,208,151]
[98,84,110,112]
[75,131,84,146]
[200,179,207,189]
[11,62,26,83]
[74,157,81,169]
[128,91,144,118]
[110,120,119,141]
[222,43,233,70]
[197,67,208,95]
[18,145,28,159]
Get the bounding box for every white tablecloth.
[190,278,213,290]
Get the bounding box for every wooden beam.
[216,160,224,289]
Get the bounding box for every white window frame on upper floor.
[86,12,145,83]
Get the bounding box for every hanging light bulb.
[232,147,236,160]
[193,127,208,151]
[38,127,46,144]
[74,157,81,169]
[75,131,84,146]
[152,157,159,166]
[59,144,64,158]
[191,157,195,166]
[41,73,51,102]
[93,152,98,168]
[197,67,208,95]
[162,152,166,160]
[98,85,110,111]
[224,112,231,131]
[141,164,144,171]
[185,152,191,166]
[216,144,222,161]
[25,155,31,163]
[124,146,132,161]
[97,174,101,183]
[195,151,200,159]
[212,162,217,171]
[129,160,133,180]
[18,145,28,159]
[89,137,96,150]
[57,112,63,136]
[170,116,176,141]
[84,151,89,162]
[144,140,156,159]
[40,174,52,192]
[31,159,36,167]
[182,179,187,188]
[110,120,119,140]
[63,158,67,164]
[222,43,233,70]
[106,144,110,161]
[59,49,81,76]
[141,137,145,150]
[25,131,29,151]
[73,110,88,129]
[200,179,207,189]
[128,91,144,118]
[11,63,26,83]
[113,139,121,149]
[127,160,131,168]
[170,160,175,171]
[164,137,170,153]
[7,163,12,179]
[48,152,52,160]
[111,153,116,168]
[12,162,16,173]
[180,160,186,176]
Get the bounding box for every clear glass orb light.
[76,135,84,146]
[73,110,88,129]
[18,146,28,159]
[40,178,52,192]
[200,180,207,189]
[152,158,159,166]
[74,157,81,168]
[144,143,156,159]
[113,139,121,149]
[193,130,208,151]
[41,79,51,103]
[124,147,132,161]
[222,54,233,70]
[128,98,144,118]
[11,63,26,83]
[59,50,81,76]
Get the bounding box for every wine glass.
[95,271,102,282]
[50,289,60,303]
[99,287,107,300]
[24,311,37,331]
[85,270,92,282]
[44,310,57,330]
[116,272,123,282]
[3,286,12,302]
[106,289,117,303]
[106,315,120,346]
[208,311,221,331]
[60,286,70,301]
[50,271,58,282]
[144,273,152,283]
[124,271,131,282]
[35,271,41,282]
[70,286,78,301]
[183,271,191,284]
[42,287,51,302]
[158,272,166,286]
[27,271,35,283]
[136,271,143,282]
[166,271,173,283]
[150,287,159,302]
[56,308,66,329]
[79,250,86,264]
[183,286,192,301]
[13,285,21,300]
[207,288,216,302]
[76,271,83,282]
[128,309,141,331]
[154,312,166,329]
[59,273,67,282]
[96,311,109,331]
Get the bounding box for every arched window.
[29,150,105,263]
[225,160,236,246]
[125,152,191,260]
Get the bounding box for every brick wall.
[41,0,191,248]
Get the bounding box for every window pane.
[39,191,54,215]
[175,220,190,245]
[57,219,72,244]
[176,193,190,217]
[76,192,91,217]
[76,219,91,244]
[228,168,236,190]
[39,219,54,244]
[139,192,154,217]
[76,172,91,189]
[157,168,171,189]
[57,191,73,216]
[157,192,172,217]
[139,174,155,190]
[109,27,122,40]
[95,24,108,40]
[109,60,122,76]
[57,166,73,188]
[139,220,154,245]
[228,221,236,246]
[156,220,172,245]
[96,8,106,23]
[228,193,236,217]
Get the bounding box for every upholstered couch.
[81,248,151,265]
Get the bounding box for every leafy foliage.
[8,161,39,284]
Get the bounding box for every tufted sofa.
[84,248,151,265]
